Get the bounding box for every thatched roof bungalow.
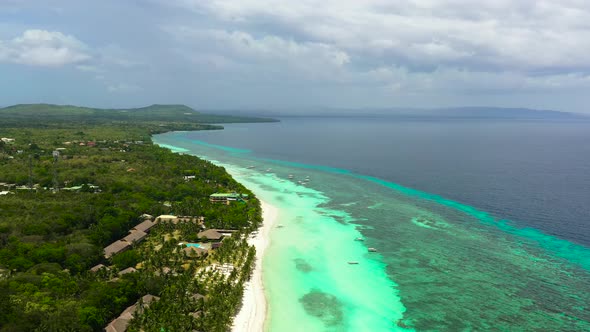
[182,246,208,257]
[197,229,223,241]
[118,267,137,276]
[90,264,109,273]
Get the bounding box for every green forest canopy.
[0,105,266,331]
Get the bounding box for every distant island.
[207,106,588,120]
[0,104,274,331]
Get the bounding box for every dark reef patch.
[299,290,344,327]
[294,258,313,273]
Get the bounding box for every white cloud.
[169,27,349,65]
[175,0,590,73]
[4,1,590,111]
[165,26,350,80]
[0,29,90,67]
[205,29,349,67]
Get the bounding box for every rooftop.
[118,267,137,276]
[105,316,130,332]
[198,229,223,240]
[183,246,208,257]
[104,240,130,258]
[156,214,178,221]
[105,294,160,332]
[210,193,249,198]
[123,230,147,243]
[133,220,156,233]
[90,264,108,272]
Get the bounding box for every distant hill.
[211,106,587,120]
[0,103,277,126]
[415,107,586,119]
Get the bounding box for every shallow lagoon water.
[155,132,590,331]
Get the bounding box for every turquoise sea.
[153,118,590,331]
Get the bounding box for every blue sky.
[1,0,590,113]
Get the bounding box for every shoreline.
[232,200,278,332]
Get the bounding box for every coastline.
[153,131,590,331]
[232,200,278,332]
[153,136,409,330]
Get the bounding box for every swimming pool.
[186,243,201,248]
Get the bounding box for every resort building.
[182,246,208,257]
[215,229,238,237]
[103,214,206,259]
[209,193,249,204]
[174,216,206,225]
[123,230,148,244]
[90,264,108,273]
[139,213,153,220]
[132,220,156,233]
[105,294,159,332]
[62,184,100,192]
[118,267,137,276]
[103,231,147,258]
[104,240,131,259]
[198,229,224,241]
[177,215,205,223]
[155,214,178,223]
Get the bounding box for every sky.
[1,0,590,113]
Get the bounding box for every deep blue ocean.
[186,117,590,247]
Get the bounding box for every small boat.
[354,237,364,241]
[266,168,272,172]
[347,261,359,265]
[288,174,294,178]
[368,248,378,252]
[247,166,255,169]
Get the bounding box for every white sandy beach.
[232,200,278,332]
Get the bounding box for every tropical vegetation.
[0,104,269,331]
